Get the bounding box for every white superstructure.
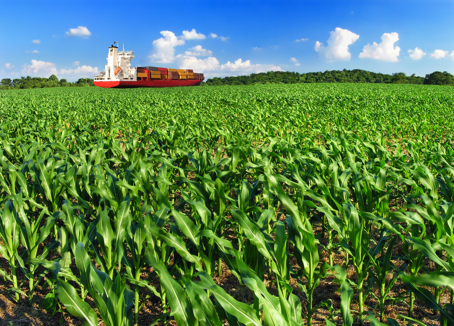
[94,42,137,81]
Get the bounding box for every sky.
[0,0,453,81]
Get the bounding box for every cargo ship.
[94,42,204,88]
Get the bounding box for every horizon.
[1,0,453,82]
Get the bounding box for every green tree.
[48,74,59,83]
[12,79,21,88]
[1,78,12,87]
[424,71,454,85]
[392,72,408,84]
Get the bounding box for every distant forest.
[206,70,454,86]
[0,75,94,90]
[1,70,453,90]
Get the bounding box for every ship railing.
[94,72,106,80]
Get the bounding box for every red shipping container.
[168,71,178,80]
[186,69,193,73]
[157,67,168,73]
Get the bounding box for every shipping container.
[137,72,147,78]
[146,66,159,71]
[157,67,168,73]
[168,71,178,80]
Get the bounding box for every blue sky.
[1,0,453,81]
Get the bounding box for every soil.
[0,221,450,325]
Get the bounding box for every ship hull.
[94,79,203,88]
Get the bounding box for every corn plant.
[0,199,22,302]
[1,83,454,325]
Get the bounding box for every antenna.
[123,43,125,52]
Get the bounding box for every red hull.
[94,79,204,88]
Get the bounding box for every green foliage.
[206,69,427,85]
[0,84,453,326]
[424,71,454,85]
[0,75,95,89]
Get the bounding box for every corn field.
[0,83,454,325]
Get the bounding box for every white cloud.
[22,60,58,76]
[181,29,206,40]
[408,47,426,60]
[177,56,281,77]
[32,39,40,44]
[150,31,186,63]
[178,56,220,72]
[5,63,14,69]
[184,45,212,56]
[73,61,80,66]
[21,59,98,78]
[315,27,359,61]
[431,49,448,59]
[150,29,279,77]
[432,50,454,60]
[65,26,91,38]
[60,65,99,75]
[295,38,308,42]
[208,32,228,41]
[253,47,261,51]
[290,57,300,66]
[359,32,400,62]
[32,50,40,54]
[219,59,281,73]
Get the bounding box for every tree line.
[1,70,453,90]
[205,70,454,86]
[0,75,94,90]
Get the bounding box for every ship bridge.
[94,42,137,81]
